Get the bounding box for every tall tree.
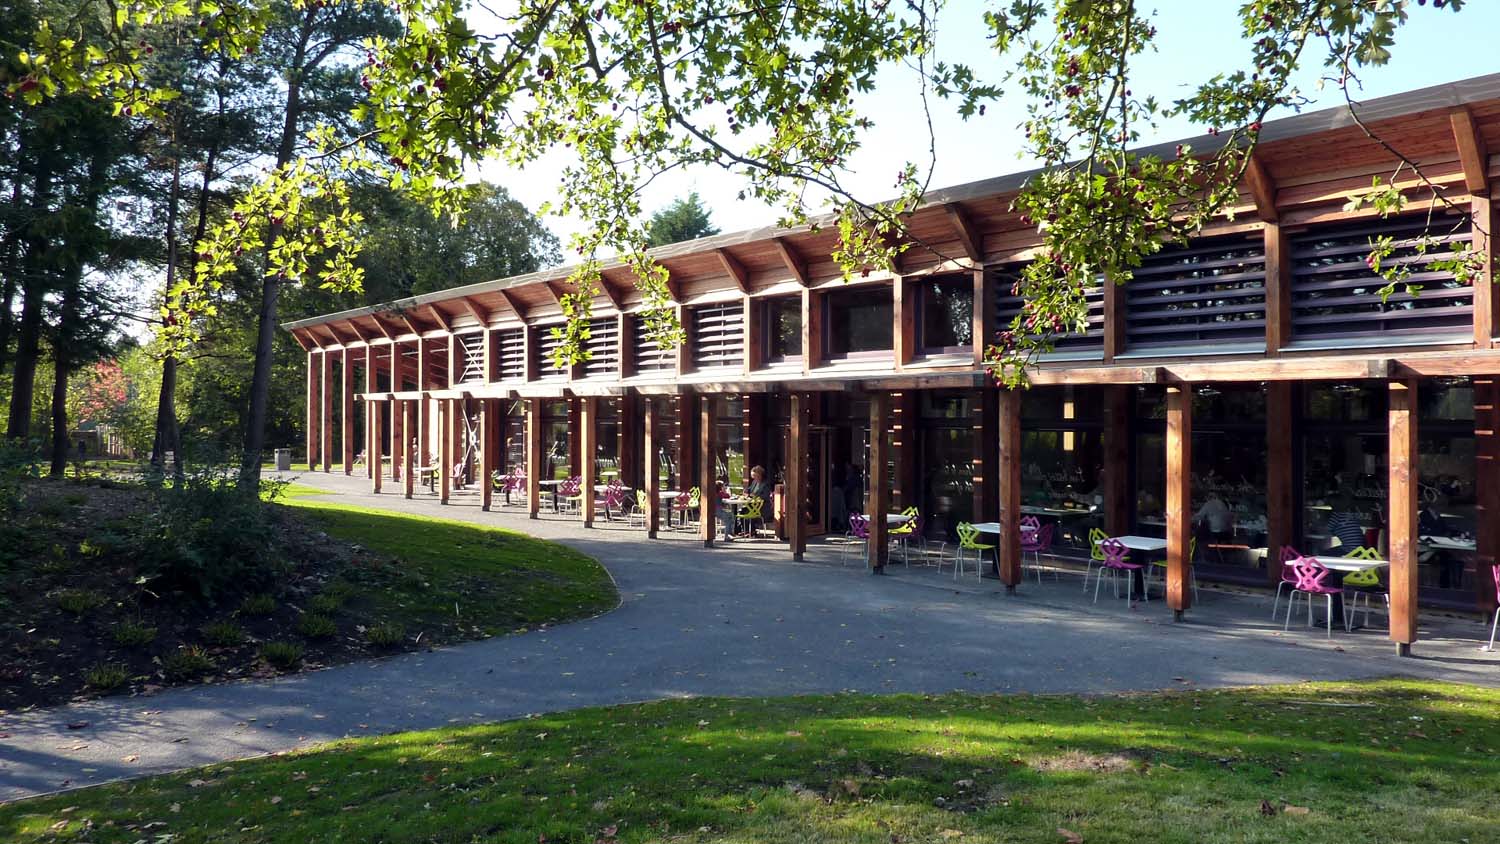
[645,192,719,247]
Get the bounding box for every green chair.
[1084,527,1110,593]
[736,495,765,537]
[1342,546,1388,628]
[955,522,994,581]
[1148,537,1198,602]
[627,489,649,529]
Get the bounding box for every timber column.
[370,398,383,494]
[1388,378,1420,655]
[391,341,406,482]
[581,397,598,527]
[1265,381,1296,583]
[480,398,497,512]
[699,395,715,547]
[997,389,1022,590]
[364,345,377,479]
[644,397,660,538]
[1166,383,1193,620]
[306,351,320,469]
[868,393,889,572]
[439,398,452,504]
[341,350,354,473]
[320,348,332,472]
[526,397,543,518]
[402,400,416,499]
[787,393,807,560]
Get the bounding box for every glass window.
[1305,382,1384,422]
[1020,429,1105,556]
[918,278,973,352]
[1022,386,1105,423]
[763,297,802,361]
[921,427,974,542]
[824,285,893,358]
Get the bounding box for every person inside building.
[1325,493,1369,553]
[716,477,736,542]
[746,465,773,502]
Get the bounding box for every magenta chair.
[841,513,871,566]
[1022,522,1056,584]
[1270,545,1302,620]
[1093,537,1145,604]
[1283,556,1347,638]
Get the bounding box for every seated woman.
[746,465,773,502]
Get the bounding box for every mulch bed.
[1,478,432,714]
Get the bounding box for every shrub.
[309,581,352,614]
[239,593,277,616]
[112,620,158,647]
[53,588,107,614]
[260,641,304,670]
[200,620,246,647]
[163,645,215,680]
[84,662,129,690]
[297,613,337,639]
[365,621,406,648]
[128,465,290,601]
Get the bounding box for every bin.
[274,448,292,471]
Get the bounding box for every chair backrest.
[687,486,701,508]
[1292,556,1331,591]
[1033,522,1055,551]
[636,489,648,509]
[1278,544,1303,581]
[849,513,870,539]
[1345,546,1379,560]
[1342,565,1382,588]
[741,496,764,519]
[1020,514,1041,530]
[956,522,978,547]
[1099,537,1129,567]
[559,476,580,496]
[1088,527,1109,561]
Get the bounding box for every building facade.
[286,75,1500,654]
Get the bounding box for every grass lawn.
[277,493,618,638]
[3,679,1496,843]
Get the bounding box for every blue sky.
[475,1,1500,250]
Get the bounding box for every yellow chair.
[736,495,765,537]
[889,506,921,567]
[1084,527,1109,593]
[1341,547,1387,628]
[955,522,994,581]
[1149,537,1198,602]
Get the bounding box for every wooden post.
[1102,273,1125,363]
[618,391,640,490]
[699,395,715,546]
[1388,378,1420,654]
[581,397,598,527]
[1166,383,1193,619]
[341,350,354,473]
[1473,196,1497,346]
[1102,385,1131,535]
[972,389,999,524]
[997,388,1022,589]
[403,400,416,499]
[744,394,766,482]
[644,397,660,538]
[801,288,822,373]
[1264,221,1292,356]
[568,397,582,477]
[1265,381,1295,582]
[743,296,761,374]
[371,399,383,493]
[972,268,991,367]
[677,306,694,378]
[307,351,318,469]
[390,341,405,482]
[480,398,495,512]
[868,392,890,572]
[417,340,430,470]
[788,392,807,560]
[526,397,543,518]
[364,345,377,479]
[438,398,451,504]
[893,276,913,370]
[1475,376,1500,615]
[320,349,332,471]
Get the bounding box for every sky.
[471,0,1500,253]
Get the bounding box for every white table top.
[1023,505,1094,517]
[1422,535,1477,551]
[657,490,684,499]
[1307,555,1390,573]
[887,513,913,526]
[1095,535,1168,553]
[538,479,565,486]
[970,522,1036,534]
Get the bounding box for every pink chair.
[1486,564,1500,652]
[1020,514,1041,531]
[1022,522,1056,584]
[841,514,871,566]
[1270,545,1302,620]
[1093,537,1145,604]
[1283,556,1346,638]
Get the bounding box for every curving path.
[3,471,1496,803]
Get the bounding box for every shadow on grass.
[3,679,1497,843]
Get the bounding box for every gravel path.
[3,471,1495,803]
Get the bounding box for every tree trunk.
[240,12,313,486]
[5,152,53,441]
[152,154,184,475]
[48,280,81,477]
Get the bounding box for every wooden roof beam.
[291,329,316,351]
[459,296,491,326]
[1244,154,1279,223]
[944,203,985,263]
[369,313,397,340]
[426,304,454,332]
[395,310,425,337]
[772,237,809,286]
[715,248,751,293]
[495,288,530,322]
[1450,106,1489,195]
[318,324,343,346]
[343,320,371,343]
[596,278,625,311]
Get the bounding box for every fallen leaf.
[939,830,964,839]
[1283,805,1310,816]
[121,754,138,763]
[169,803,181,813]
[1259,800,1277,816]
[1058,828,1084,844]
[269,796,283,805]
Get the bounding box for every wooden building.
[285,74,1500,655]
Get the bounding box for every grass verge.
[2,679,1496,843]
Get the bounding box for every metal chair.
[841,514,871,565]
[1340,546,1388,628]
[1093,537,1145,604]
[1283,555,1347,638]
[954,522,993,581]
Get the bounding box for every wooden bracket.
[459,296,491,326]
[1451,106,1490,196]
[1245,154,1279,223]
[496,289,530,322]
[772,237,809,286]
[426,304,453,332]
[944,203,985,263]
[715,248,751,293]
